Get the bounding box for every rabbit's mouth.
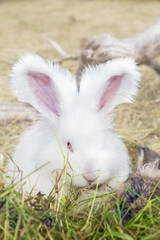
[75,182,108,191]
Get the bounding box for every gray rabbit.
[118,145,160,223]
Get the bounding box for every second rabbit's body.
[118,146,160,223]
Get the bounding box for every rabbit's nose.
[83,173,98,183]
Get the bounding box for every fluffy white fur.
[10,54,76,125]
[80,59,140,114]
[8,54,141,195]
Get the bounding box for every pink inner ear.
[28,72,60,116]
[99,75,122,110]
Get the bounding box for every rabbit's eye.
[67,142,73,152]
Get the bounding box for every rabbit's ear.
[137,145,160,170]
[80,58,140,114]
[10,54,75,122]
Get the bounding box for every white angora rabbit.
[8,54,140,195]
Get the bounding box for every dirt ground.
[0,0,160,165]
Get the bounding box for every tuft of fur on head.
[140,159,160,178]
[137,145,160,178]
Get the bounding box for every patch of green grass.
[0,171,160,239]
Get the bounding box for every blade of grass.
[80,182,99,232]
